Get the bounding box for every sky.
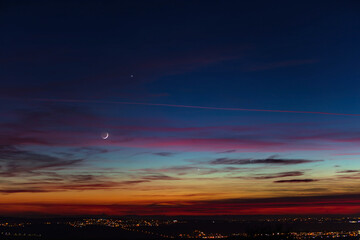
[1,0,360,216]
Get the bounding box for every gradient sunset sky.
[1,0,360,216]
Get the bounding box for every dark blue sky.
[2,0,360,113]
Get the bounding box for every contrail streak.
[30,98,360,116]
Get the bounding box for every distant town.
[1,216,360,239]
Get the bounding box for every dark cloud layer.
[253,171,304,179]
[211,157,321,165]
[274,179,319,183]
[0,145,83,177]
[337,170,360,173]
[153,152,175,157]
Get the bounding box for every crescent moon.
[101,132,109,140]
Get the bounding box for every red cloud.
[1,194,360,216]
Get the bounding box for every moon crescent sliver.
[101,132,109,139]
[29,98,360,117]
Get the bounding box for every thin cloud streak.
[29,98,360,116]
